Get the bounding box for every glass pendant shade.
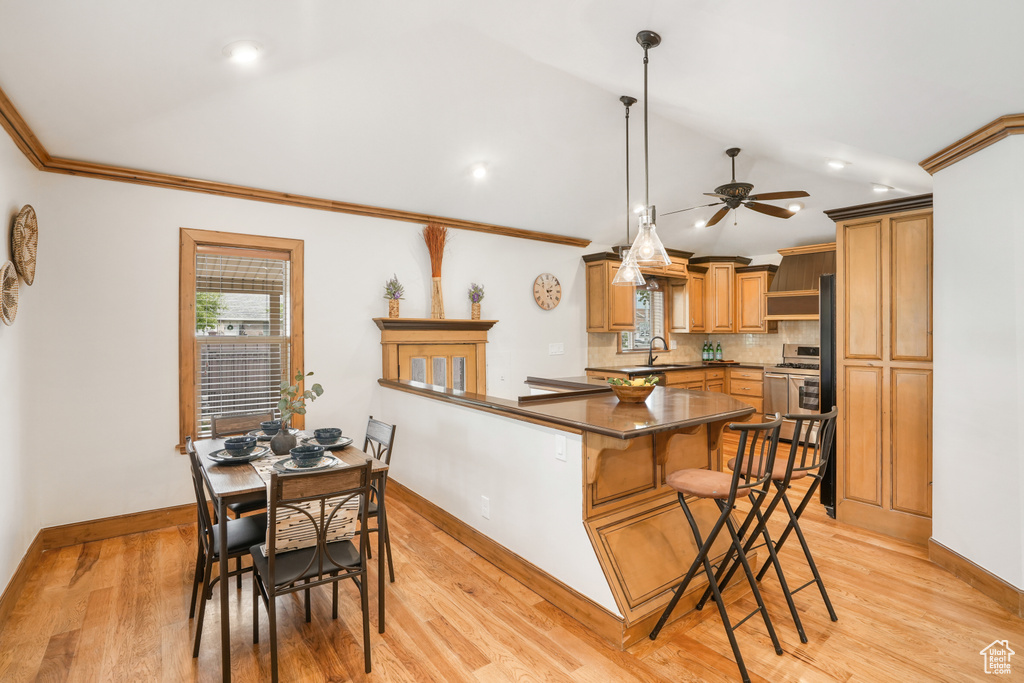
[629,209,671,266]
[612,248,646,286]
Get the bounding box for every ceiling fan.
[664,147,809,227]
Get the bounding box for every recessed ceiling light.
[872,183,893,193]
[223,40,262,64]
[471,163,488,180]
[787,202,804,212]
[694,220,707,229]
[827,159,849,170]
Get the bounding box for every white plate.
[207,445,271,464]
[272,454,341,473]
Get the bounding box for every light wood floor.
[2,481,1023,682]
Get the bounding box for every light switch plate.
[548,342,565,355]
[554,434,566,461]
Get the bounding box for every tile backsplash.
[587,320,820,368]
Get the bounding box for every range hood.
[764,242,836,320]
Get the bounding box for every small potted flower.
[384,274,404,318]
[468,283,485,320]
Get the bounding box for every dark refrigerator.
[818,273,838,518]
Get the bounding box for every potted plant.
[270,370,324,454]
[384,274,404,318]
[468,283,485,320]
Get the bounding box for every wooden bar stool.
[649,415,785,683]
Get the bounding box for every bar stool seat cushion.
[666,468,734,500]
[727,456,808,482]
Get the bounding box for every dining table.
[194,435,390,683]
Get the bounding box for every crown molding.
[920,113,1024,175]
[0,85,590,248]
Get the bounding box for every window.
[620,289,664,352]
[179,229,303,445]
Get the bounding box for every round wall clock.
[533,273,561,310]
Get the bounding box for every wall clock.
[533,273,561,310]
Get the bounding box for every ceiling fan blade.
[745,201,795,219]
[661,201,721,217]
[747,190,810,201]
[705,206,730,227]
[703,192,731,199]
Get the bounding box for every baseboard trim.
[39,503,196,550]
[387,479,635,648]
[0,531,42,626]
[928,538,1024,618]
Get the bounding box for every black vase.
[270,424,298,455]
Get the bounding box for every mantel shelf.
[372,317,498,332]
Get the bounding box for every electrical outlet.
[481,495,490,519]
[548,342,564,355]
[670,340,677,350]
[554,434,566,461]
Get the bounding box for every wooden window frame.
[179,228,304,448]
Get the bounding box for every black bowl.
[314,427,342,445]
[224,436,257,457]
[290,444,325,468]
[260,420,282,436]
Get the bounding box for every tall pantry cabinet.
[827,195,933,544]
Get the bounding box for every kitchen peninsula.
[377,376,754,647]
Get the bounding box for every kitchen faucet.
[647,336,668,367]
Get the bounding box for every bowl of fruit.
[607,375,659,403]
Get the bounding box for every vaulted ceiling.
[0,0,1019,254]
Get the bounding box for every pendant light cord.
[624,101,631,244]
[643,44,650,210]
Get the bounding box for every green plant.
[384,274,404,300]
[195,292,225,331]
[468,283,485,303]
[607,375,660,386]
[278,370,324,424]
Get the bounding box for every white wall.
[14,169,587,533]
[0,132,42,591]
[932,136,1024,589]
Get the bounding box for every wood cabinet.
[584,256,635,333]
[828,197,933,544]
[374,317,495,395]
[726,367,763,418]
[734,265,778,334]
[689,257,752,334]
[687,266,707,333]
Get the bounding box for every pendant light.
[612,95,645,287]
[627,30,671,267]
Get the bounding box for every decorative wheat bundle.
[423,223,449,319]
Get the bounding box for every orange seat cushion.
[665,468,736,500]
[726,456,808,482]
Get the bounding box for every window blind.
[194,250,291,437]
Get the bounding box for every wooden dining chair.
[185,437,267,658]
[362,416,397,582]
[250,461,374,679]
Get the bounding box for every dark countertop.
[379,378,754,440]
[585,362,772,376]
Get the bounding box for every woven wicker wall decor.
[12,205,37,286]
[0,261,19,325]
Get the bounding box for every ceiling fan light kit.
[626,30,671,267]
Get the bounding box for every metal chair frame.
[362,416,397,583]
[650,415,785,683]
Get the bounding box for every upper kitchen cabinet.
[689,256,751,333]
[734,265,778,334]
[583,253,635,332]
[765,243,837,321]
[826,194,933,545]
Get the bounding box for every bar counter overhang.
[377,377,755,648]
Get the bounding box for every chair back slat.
[211,411,275,438]
[265,461,372,586]
[780,407,839,483]
[185,437,215,553]
[363,416,396,466]
[728,414,783,502]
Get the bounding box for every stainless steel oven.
[764,344,820,442]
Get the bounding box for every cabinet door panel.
[843,365,883,506]
[585,262,609,332]
[399,344,477,391]
[689,273,706,332]
[843,221,883,360]
[890,214,932,362]
[735,272,765,333]
[609,265,637,330]
[708,263,735,332]
[890,368,931,517]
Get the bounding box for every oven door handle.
[763,373,789,379]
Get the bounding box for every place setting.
[205,435,271,464]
